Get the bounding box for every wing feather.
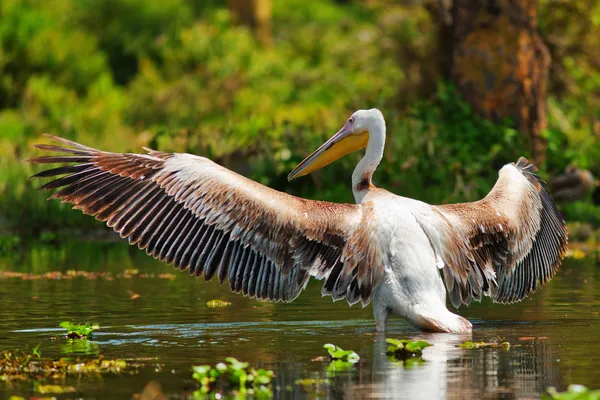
[27,135,384,305]
[418,157,568,307]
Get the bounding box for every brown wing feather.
[27,135,384,306]
[425,157,568,307]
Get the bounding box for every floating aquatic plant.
[0,343,42,377]
[59,322,99,339]
[0,347,131,382]
[191,357,274,397]
[322,344,360,363]
[206,299,232,307]
[385,339,431,359]
[295,377,330,389]
[457,341,510,350]
[321,344,360,374]
[544,384,600,400]
[35,383,77,394]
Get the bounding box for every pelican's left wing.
[27,135,384,306]
[415,157,568,307]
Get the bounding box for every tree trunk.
[228,0,272,46]
[450,0,550,164]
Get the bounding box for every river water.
[0,238,598,399]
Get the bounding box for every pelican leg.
[373,301,389,333]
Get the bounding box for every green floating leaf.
[192,365,211,375]
[323,343,337,356]
[323,344,360,363]
[191,358,274,395]
[385,338,432,360]
[225,357,249,370]
[206,299,232,307]
[35,383,76,394]
[59,321,99,339]
[544,384,600,400]
[405,341,432,352]
[385,338,404,348]
[457,341,511,350]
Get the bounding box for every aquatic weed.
[385,339,431,359]
[191,357,274,397]
[322,344,360,363]
[206,299,232,307]
[0,350,131,382]
[457,341,510,350]
[321,344,360,375]
[0,343,42,377]
[544,384,600,400]
[34,383,77,394]
[59,322,99,339]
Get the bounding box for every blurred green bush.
[0,0,598,233]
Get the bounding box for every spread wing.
[27,135,385,306]
[417,157,568,307]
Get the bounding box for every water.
[0,237,598,399]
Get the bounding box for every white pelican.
[27,109,567,333]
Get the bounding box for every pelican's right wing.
[27,135,384,306]
[416,157,568,307]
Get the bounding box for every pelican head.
[287,109,384,181]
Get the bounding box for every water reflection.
[366,333,470,399]
[326,333,561,399]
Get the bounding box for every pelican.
[27,109,567,333]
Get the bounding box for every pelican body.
[27,109,567,333]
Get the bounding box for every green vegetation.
[0,346,129,382]
[544,385,600,400]
[322,344,360,363]
[384,339,431,368]
[295,377,329,392]
[191,357,274,397]
[34,384,77,394]
[385,338,431,359]
[59,322,99,339]
[1,0,599,233]
[322,343,360,373]
[457,341,511,350]
[206,299,232,308]
[0,344,42,376]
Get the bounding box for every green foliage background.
[0,0,598,233]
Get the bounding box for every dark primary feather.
[492,159,568,303]
[431,157,568,308]
[26,135,384,306]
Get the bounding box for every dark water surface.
[0,238,598,399]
